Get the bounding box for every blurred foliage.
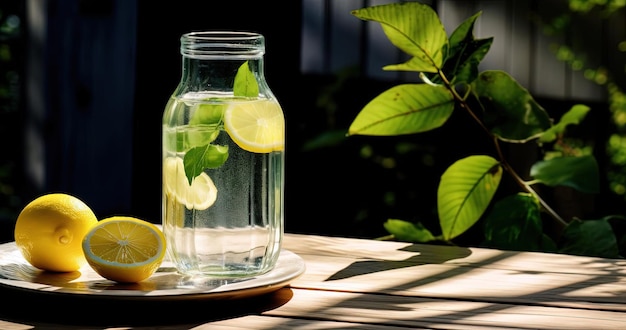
[0,2,24,220]
[537,0,626,200]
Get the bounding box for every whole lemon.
[14,193,98,272]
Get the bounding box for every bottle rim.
[180,31,265,59]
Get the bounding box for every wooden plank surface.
[186,234,626,329]
[265,288,626,330]
[283,234,626,312]
[0,233,624,329]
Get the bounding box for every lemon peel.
[14,193,98,272]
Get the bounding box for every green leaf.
[352,2,447,73]
[400,11,493,83]
[436,12,493,84]
[186,128,220,150]
[448,12,483,57]
[438,155,502,241]
[190,103,225,126]
[187,103,223,149]
[233,61,259,97]
[482,193,547,251]
[383,57,441,73]
[530,155,600,194]
[383,219,436,243]
[539,104,591,143]
[471,70,552,142]
[348,84,454,136]
[166,127,220,153]
[183,144,229,184]
[448,38,492,85]
[559,218,620,258]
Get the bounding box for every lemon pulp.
[82,216,166,283]
[223,99,284,153]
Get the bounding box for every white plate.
[0,242,305,301]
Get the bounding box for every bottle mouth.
[181,31,265,59]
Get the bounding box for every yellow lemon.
[224,99,285,153]
[14,193,98,272]
[163,156,217,210]
[82,216,166,283]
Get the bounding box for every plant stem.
[441,73,568,230]
[494,138,568,229]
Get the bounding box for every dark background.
[2,0,625,246]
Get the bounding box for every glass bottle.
[162,31,284,278]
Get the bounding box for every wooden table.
[1,233,625,329]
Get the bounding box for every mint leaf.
[190,103,226,125]
[234,61,259,97]
[183,144,229,184]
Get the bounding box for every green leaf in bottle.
[183,144,229,185]
[190,103,225,126]
[181,61,257,184]
[234,61,259,98]
[186,103,224,151]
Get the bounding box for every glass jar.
[162,31,284,278]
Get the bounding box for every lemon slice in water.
[163,157,217,210]
[224,99,284,153]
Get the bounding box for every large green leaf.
[348,84,454,136]
[482,193,551,252]
[559,218,620,258]
[352,2,447,73]
[438,155,502,240]
[383,219,436,243]
[471,70,552,142]
[530,155,600,194]
[539,104,590,143]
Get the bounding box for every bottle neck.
[175,31,269,98]
[179,56,266,93]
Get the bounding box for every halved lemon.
[224,99,284,153]
[82,216,166,283]
[163,157,218,210]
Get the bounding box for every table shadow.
[0,286,294,328]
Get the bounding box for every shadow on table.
[0,286,294,328]
[326,243,472,281]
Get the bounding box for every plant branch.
[441,72,568,229]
